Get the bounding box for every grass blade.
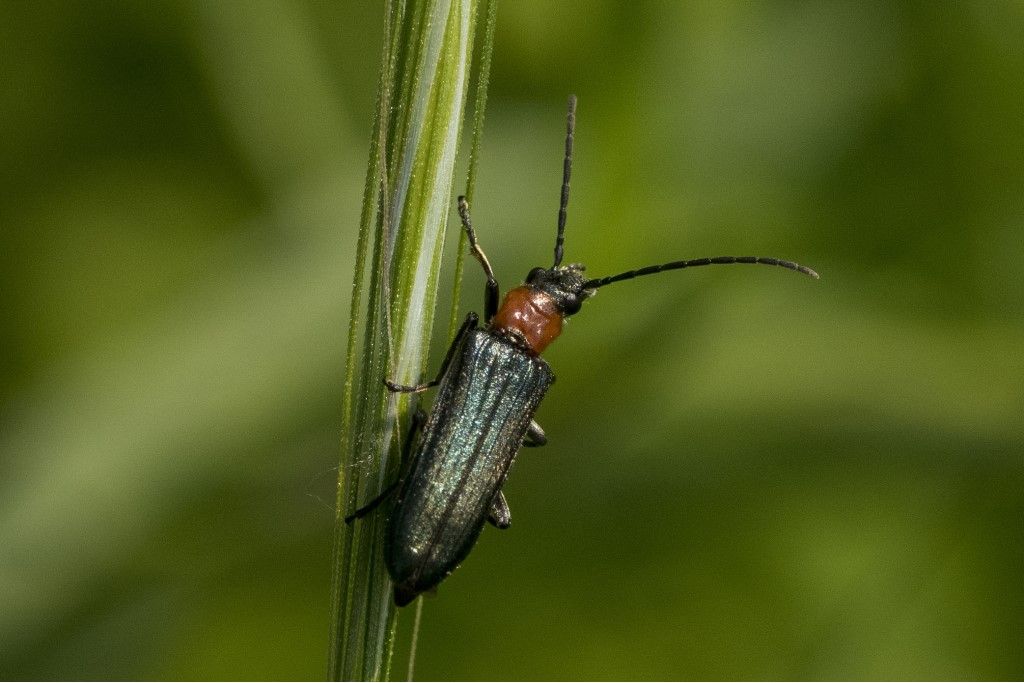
[329,0,485,679]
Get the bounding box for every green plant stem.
[446,0,499,342]
[329,0,492,679]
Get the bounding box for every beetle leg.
[344,479,399,523]
[457,196,500,321]
[345,408,426,523]
[385,312,479,393]
[383,379,435,394]
[522,419,547,447]
[487,490,512,529]
[401,407,428,461]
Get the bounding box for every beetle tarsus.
[384,378,436,394]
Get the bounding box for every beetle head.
[524,264,595,316]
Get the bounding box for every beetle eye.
[526,267,545,283]
[562,295,583,316]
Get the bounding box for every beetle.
[348,95,819,606]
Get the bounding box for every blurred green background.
[3,0,1023,679]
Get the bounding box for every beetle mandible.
[348,95,819,606]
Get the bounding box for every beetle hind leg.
[487,491,512,529]
[344,408,426,524]
[384,312,478,393]
[345,479,399,523]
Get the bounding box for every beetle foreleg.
[385,312,479,393]
[522,419,547,447]
[457,196,500,321]
[487,490,512,529]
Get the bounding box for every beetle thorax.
[490,286,563,355]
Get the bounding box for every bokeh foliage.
[2,0,1022,679]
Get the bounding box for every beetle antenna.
[583,256,820,289]
[553,94,576,267]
